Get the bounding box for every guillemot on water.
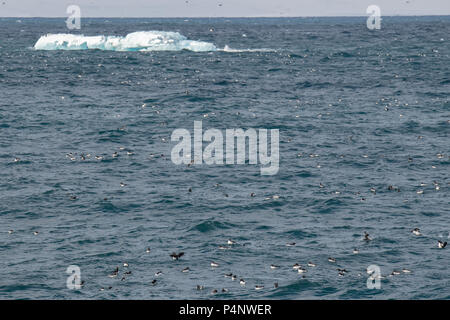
[438,240,447,248]
[170,252,185,260]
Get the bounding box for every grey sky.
[1,0,449,17]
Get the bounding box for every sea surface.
[0,17,449,299]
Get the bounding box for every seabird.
[391,270,401,276]
[328,257,336,263]
[231,275,237,281]
[170,252,185,260]
[286,242,296,247]
[353,248,359,254]
[155,271,163,276]
[292,263,301,270]
[151,279,157,285]
[224,273,232,278]
[438,240,447,248]
[221,288,228,293]
[364,232,372,241]
[255,285,264,290]
[240,279,246,286]
[211,289,218,294]
[307,262,316,267]
[227,239,236,245]
[297,267,307,274]
[33,231,39,236]
[108,267,119,278]
[123,263,129,267]
[402,268,411,273]
[210,262,219,268]
[182,267,190,272]
[274,282,278,288]
[412,228,422,236]
[8,230,13,234]
[270,264,280,269]
[146,248,151,253]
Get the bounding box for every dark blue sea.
[0,17,449,299]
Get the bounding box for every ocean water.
[0,17,449,300]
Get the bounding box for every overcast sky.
[1,0,449,17]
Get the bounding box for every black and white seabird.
[170,252,185,260]
[108,267,119,278]
[240,279,246,286]
[155,271,163,276]
[286,242,296,247]
[364,232,372,241]
[182,267,190,272]
[412,228,422,236]
[438,240,447,248]
[210,262,219,268]
[255,285,264,290]
[270,264,280,269]
[307,262,316,267]
[328,257,336,263]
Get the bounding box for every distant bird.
[33,231,39,236]
[307,262,316,267]
[255,285,264,290]
[412,228,422,236]
[151,279,157,285]
[270,264,279,269]
[274,282,278,288]
[328,257,336,263]
[182,267,190,272]
[240,279,246,286]
[155,271,163,276]
[402,268,411,273]
[227,239,236,245]
[438,240,447,249]
[146,248,151,253]
[292,263,301,270]
[286,242,296,247]
[210,262,219,268]
[170,252,185,260]
[297,267,307,274]
[123,263,129,267]
[8,230,13,234]
[109,267,119,278]
[353,248,359,254]
[364,232,372,241]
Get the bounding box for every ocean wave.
[33,31,217,52]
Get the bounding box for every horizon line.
[2,14,450,19]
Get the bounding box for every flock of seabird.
[7,147,447,295]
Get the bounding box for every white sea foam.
[34,31,217,52]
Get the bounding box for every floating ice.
[34,31,217,52]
